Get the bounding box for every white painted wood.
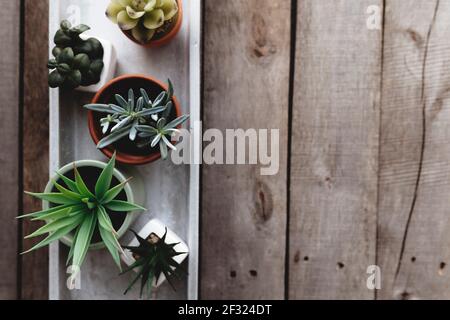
[49,0,61,301]
[49,0,200,300]
[187,0,200,301]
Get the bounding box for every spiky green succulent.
[106,0,179,43]
[18,153,145,271]
[84,79,189,160]
[49,20,104,89]
[121,228,186,297]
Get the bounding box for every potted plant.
[18,153,146,271]
[106,0,182,47]
[84,75,189,165]
[48,20,117,92]
[120,219,189,297]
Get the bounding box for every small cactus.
[106,0,179,44]
[48,20,105,89]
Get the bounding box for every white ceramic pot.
[76,37,117,93]
[121,219,189,287]
[43,159,145,250]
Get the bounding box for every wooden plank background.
[0,0,20,300]
[4,0,450,299]
[21,0,50,300]
[378,0,450,300]
[201,0,290,299]
[289,0,381,300]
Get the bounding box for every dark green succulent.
[121,229,186,298]
[48,20,105,89]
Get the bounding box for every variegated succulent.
[85,80,189,160]
[106,0,179,43]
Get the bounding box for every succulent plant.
[136,114,189,160]
[48,20,104,89]
[84,88,167,149]
[121,229,186,297]
[106,0,179,43]
[85,79,189,160]
[18,153,145,271]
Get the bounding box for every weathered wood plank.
[21,0,49,300]
[378,0,450,299]
[201,0,290,299]
[0,0,20,300]
[289,0,382,299]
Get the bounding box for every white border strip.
[48,0,61,301]
[187,0,201,301]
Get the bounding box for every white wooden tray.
[48,0,200,300]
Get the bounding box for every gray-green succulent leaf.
[101,114,118,134]
[136,113,189,159]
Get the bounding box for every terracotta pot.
[87,74,182,165]
[122,0,183,48]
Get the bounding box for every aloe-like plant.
[121,229,186,297]
[84,79,189,160]
[48,20,104,89]
[106,0,179,43]
[18,153,145,271]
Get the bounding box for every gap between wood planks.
[285,0,298,300]
[374,0,387,301]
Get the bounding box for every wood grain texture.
[21,0,49,300]
[16,0,450,300]
[50,0,194,300]
[378,0,450,299]
[289,0,382,299]
[201,0,290,299]
[0,0,20,300]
